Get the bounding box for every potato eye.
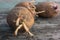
[53,6,58,10]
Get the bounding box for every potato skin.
[15,2,36,16]
[35,2,59,18]
[7,2,35,33]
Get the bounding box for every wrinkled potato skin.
[7,2,35,33]
[35,2,59,18]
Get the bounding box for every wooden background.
[0,0,60,40]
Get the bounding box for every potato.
[7,2,36,36]
[15,2,36,16]
[35,2,60,18]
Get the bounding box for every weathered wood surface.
[0,9,60,40]
[0,0,60,40]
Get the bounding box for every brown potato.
[7,2,36,36]
[35,2,60,18]
[15,2,36,16]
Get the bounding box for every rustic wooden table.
[0,9,60,40]
[0,0,60,40]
